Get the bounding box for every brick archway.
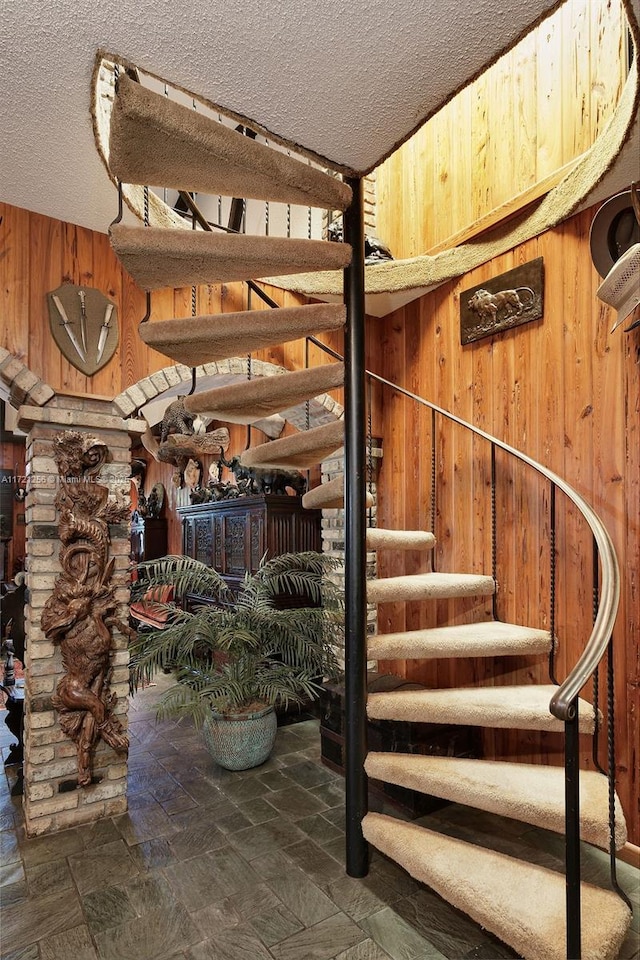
[0,348,55,410]
[113,357,344,431]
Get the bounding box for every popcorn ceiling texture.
[1,0,574,234]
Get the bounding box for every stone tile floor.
[0,675,638,960]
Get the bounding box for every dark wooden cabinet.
[130,516,168,564]
[177,495,321,593]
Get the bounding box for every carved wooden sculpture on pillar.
[41,431,132,786]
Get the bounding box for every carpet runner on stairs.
[366,528,436,551]
[109,74,352,211]
[109,224,352,290]
[302,475,374,510]
[183,362,344,423]
[367,571,495,603]
[367,683,598,732]
[368,620,551,659]
[137,302,345,366]
[241,420,344,470]
[362,813,631,960]
[364,754,627,849]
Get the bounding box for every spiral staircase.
[104,65,633,960]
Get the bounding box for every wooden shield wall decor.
[47,283,118,375]
[460,257,544,345]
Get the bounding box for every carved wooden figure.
[41,431,133,786]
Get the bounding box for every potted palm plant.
[129,551,343,770]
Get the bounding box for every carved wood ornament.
[41,431,133,786]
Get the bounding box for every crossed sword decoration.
[51,292,114,365]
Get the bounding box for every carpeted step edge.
[110,74,352,211]
[366,684,598,733]
[302,475,374,510]
[364,754,627,849]
[367,572,496,603]
[241,420,344,470]
[138,302,345,366]
[368,621,551,660]
[366,528,436,551]
[184,362,344,422]
[110,224,352,291]
[362,813,631,960]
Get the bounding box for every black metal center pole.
[565,703,581,959]
[343,176,369,877]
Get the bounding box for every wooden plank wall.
[368,206,639,845]
[0,202,345,557]
[375,0,627,258]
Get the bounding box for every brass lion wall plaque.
[460,257,544,345]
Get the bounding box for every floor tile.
[226,817,308,861]
[249,902,303,947]
[0,860,25,887]
[297,812,343,846]
[335,941,394,960]
[187,926,273,960]
[113,800,178,846]
[269,911,366,960]
[0,828,21,865]
[39,924,98,960]
[262,783,329,820]
[93,901,200,960]
[2,887,83,953]
[1,944,41,960]
[81,884,138,933]
[68,839,140,895]
[327,874,390,922]
[24,858,73,897]
[361,906,447,960]
[284,838,344,885]
[264,864,339,926]
[167,822,227,861]
[19,829,84,868]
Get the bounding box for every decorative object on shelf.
[146,482,165,518]
[156,427,231,466]
[47,283,118,375]
[460,257,544,344]
[129,551,343,770]
[159,396,196,443]
[40,431,133,787]
[218,448,307,497]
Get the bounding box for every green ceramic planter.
[203,704,277,770]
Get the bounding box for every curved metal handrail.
[312,352,619,722]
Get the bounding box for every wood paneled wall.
[0,201,344,558]
[367,205,639,844]
[376,0,628,258]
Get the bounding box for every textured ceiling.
[0,0,563,234]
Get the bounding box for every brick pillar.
[18,396,135,837]
[320,439,383,668]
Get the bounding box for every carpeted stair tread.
[137,302,345,366]
[362,813,631,960]
[240,421,344,470]
[366,684,598,733]
[184,363,344,423]
[368,621,551,660]
[364,754,627,849]
[367,572,495,604]
[302,475,374,510]
[366,528,436,551]
[109,74,352,212]
[110,224,352,291]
